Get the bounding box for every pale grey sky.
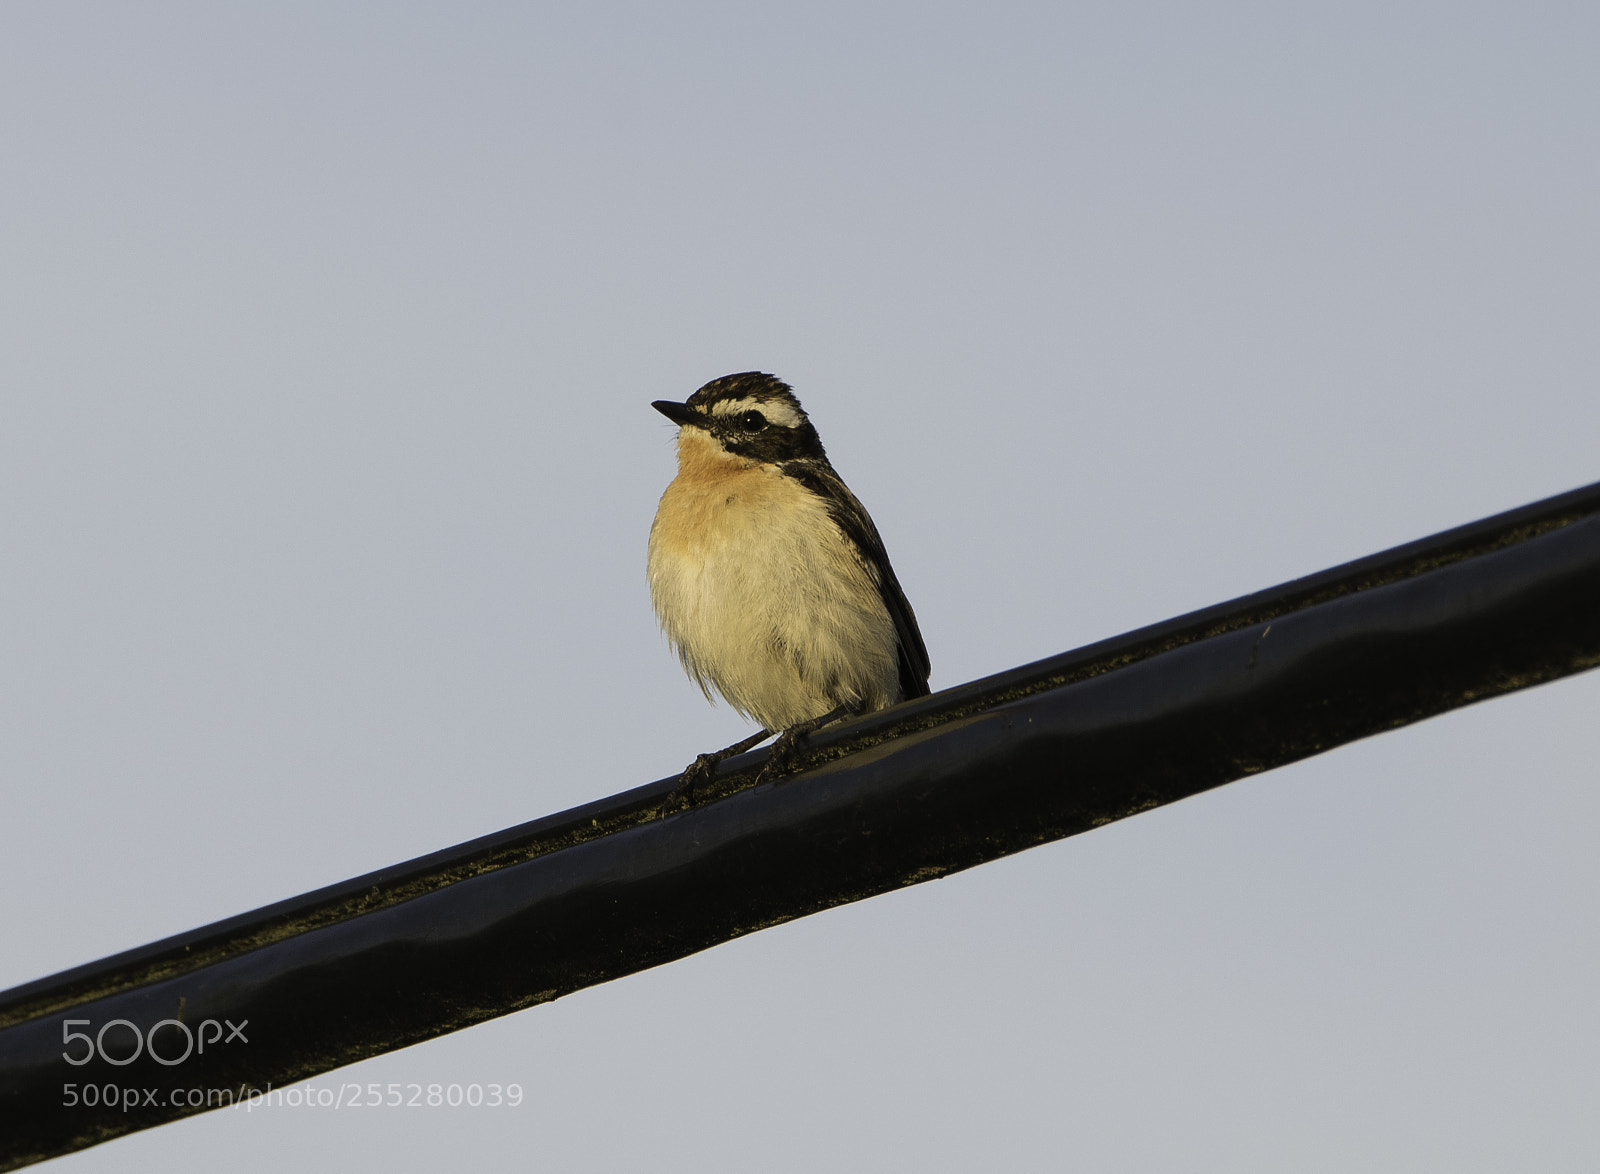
[3,3,1598,1170]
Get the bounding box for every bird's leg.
[756,702,861,784]
[663,727,775,812]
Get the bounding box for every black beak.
[652,400,698,427]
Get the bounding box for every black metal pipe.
[3,479,1599,1170]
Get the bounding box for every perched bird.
[648,372,931,795]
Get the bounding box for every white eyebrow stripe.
[709,396,802,429]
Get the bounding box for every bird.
[647,371,931,800]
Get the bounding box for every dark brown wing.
[783,461,931,700]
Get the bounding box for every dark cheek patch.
[723,428,811,464]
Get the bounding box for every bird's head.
[653,372,826,464]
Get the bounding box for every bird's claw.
[754,730,803,784]
[659,752,721,815]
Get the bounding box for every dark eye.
[739,410,768,431]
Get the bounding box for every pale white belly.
[647,465,899,731]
